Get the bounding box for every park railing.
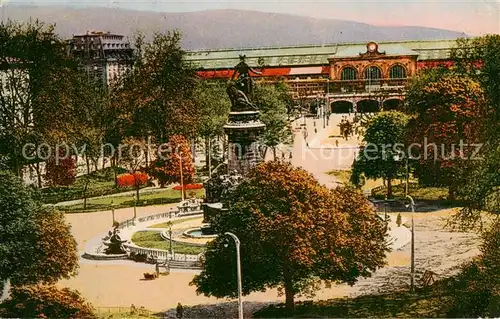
[111,204,204,266]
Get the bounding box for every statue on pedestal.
[231,55,262,99]
[227,82,258,112]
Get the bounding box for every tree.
[0,285,96,319]
[0,171,79,294]
[18,207,79,285]
[191,161,388,314]
[0,171,39,290]
[0,20,88,181]
[122,31,200,144]
[116,171,149,201]
[351,111,408,198]
[449,35,500,225]
[254,82,293,159]
[148,135,194,189]
[44,152,77,186]
[406,72,488,200]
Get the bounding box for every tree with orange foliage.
[148,135,194,193]
[191,161,388,315]
[0,285,96,319]
[406,71,489,200]
[117,172,149,201]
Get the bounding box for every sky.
[3,0,500,35]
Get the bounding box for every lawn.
[131,231,205,255]
[57,188,205,213]
[40,167,136,204]
[327,169,386,191]
[147,216,202,229]
[372,183,449,201]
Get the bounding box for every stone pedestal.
[223,111,266,176]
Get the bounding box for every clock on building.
[367,42,378,53]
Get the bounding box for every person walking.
[176,302,184,318]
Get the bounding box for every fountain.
[102,223,127,255]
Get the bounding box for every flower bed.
[173,184,204,191]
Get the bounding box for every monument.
[202,56,266,229]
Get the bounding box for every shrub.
[44,154,76,187]
[0,285,96,319]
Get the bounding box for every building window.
[340,67,357,81]
[390,65,407,79]
[365,66,381,81]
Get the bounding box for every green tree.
[351,111,408,198]
[406,72,488,200]
[195,80,230,174]
[254,82,293,159]
[0,171,79,295]
[123,31,200,144]
[0,20,86,181]
[0,171,39,291]
[191,161,388,314]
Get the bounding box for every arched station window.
[364,66,381,81]
[341,67,357,81]
[389,65,407,79]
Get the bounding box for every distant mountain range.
[2,6,467,50]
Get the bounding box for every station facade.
[186,39,456,113]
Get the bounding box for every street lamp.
[111,200,116,225]
[133,198,137,219]
[406,195,416,293]
[168,222,173,255]
[225,232,243,319]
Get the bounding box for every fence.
[96,306,156,318]
[114,206,204,263]
[124,243,202,263]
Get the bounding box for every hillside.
[2,6,466,49]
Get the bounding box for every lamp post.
[133,199,137,219]
[406,195,416,293]
[111,200,115,225]
[225,232,243,319]
[168,223,173,255]
[178,152,185,201]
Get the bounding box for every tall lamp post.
[178,152,185,201]
[168,222,173,255]
[111,200,115,225]
[406,195,416,293]
[225,232,243,319]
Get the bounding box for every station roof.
[186,39,457,69]
[333,43,419,58]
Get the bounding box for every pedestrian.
[176,302,184,318]
[289,152,293,160]
[335,139,339,147]
[314,128,317,134]
[306,142,309,148]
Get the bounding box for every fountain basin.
[183,227,218,239]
